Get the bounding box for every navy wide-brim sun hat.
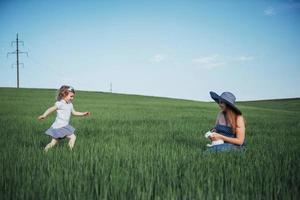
[210,91,242,115]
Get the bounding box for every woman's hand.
[209,132,224,140]
[38,115,46,120]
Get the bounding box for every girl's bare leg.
[67,134,76,150]
[44,138,59,152]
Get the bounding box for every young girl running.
[38,85,90,151]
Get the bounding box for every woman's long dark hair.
[226,107,245,134]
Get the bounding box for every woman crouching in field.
[38,85,90,152]
[205,91,246,152]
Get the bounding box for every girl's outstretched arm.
[72,108,90,117]
[38,106,57,120]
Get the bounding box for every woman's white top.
[215,111,231,127]
[51,100,73,129]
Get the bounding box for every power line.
[7,33,28,88]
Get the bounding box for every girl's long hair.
[56,85,75,101]
[226,107,245,134]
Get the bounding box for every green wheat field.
[0,88,299,199]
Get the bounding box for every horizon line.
[0,86,299,103]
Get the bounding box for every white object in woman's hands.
[205,131,213,138]
[206,140,224,147]
[204,130,224,147]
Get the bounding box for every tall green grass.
[0,88,299,199]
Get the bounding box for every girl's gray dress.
[45,100,75,139]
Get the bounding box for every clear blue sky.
[1,0,299,101]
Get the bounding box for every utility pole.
[7,33,28,88]
[110,82,112,93]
